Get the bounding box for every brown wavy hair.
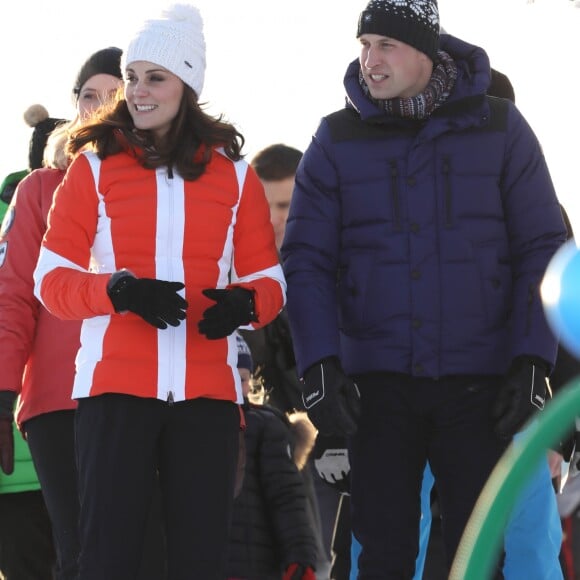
[66,85,244,181]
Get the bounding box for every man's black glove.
[198,287,257,339]
[492,356,548,439]
[313,434,351,494]
[0,390,17,475]
[107,270,187,330]
[302,357,361,436]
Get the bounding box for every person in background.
[0,48,126,580]
[0,271,56,578]
[0,104,65,214]
[553,206,580,578]
[33,5,285,579]
[0,103,65,580]
[281,0,567,577]
[243,144,304,413]
[0,435,56,580]
[252,144,301,256]
[242,143,335,579]
[477,62,564,580]
[227,332,318,580]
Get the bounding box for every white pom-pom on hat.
[123,3,206,97]
[23,104,50,128]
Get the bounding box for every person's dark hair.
[73,47,123,100]
[488,69,515,104]
[251,143,302,181]
[67,86,244,181]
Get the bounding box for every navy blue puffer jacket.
[282,34,566,379]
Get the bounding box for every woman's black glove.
[198,287,257,339]
[0,390,16,475]
[107,270,187,330]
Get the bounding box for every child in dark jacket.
[227,333,318,580]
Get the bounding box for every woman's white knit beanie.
[123,4,206,97]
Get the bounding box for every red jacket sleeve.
[230,165,286,327]
[34,156,115,319]
[0,169,62,391]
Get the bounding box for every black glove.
[107,270,187,330]
[198,287,257,339]
[567,429,580,478]
[313,433,351,494]
[492,356,548,439]
[302,357,361,436]
[0,390,17,475]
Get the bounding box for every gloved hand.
[0,390,17,475]
[492,356,548,439]
[198,287,257,339]
[107,270,188,330]
[302,357,361,436]
[312,434,351,494]
[283,563,316,580]
[566,428,580,480]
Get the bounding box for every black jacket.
[226,403,317,579]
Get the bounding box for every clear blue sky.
[2,0,578,227]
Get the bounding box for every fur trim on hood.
[287,411,317,470]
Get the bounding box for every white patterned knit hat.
[124,4,206,97]
[357,0,440,61]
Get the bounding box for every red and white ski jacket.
[0,168,79,428]
[34,149,285,404]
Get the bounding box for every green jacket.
[0,170,28,205]
[0,169,28,224]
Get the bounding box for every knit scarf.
[359,50,458,119]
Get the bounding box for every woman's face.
[124,61,185,141]
[76,74,122,119]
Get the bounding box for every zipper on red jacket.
[165,166,177,405]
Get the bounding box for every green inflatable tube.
[450,377,580,580]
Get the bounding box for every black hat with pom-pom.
[23,104,66,170]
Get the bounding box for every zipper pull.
[167,391,174,406]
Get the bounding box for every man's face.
[359,33,432,100]
[262,176,294,250]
